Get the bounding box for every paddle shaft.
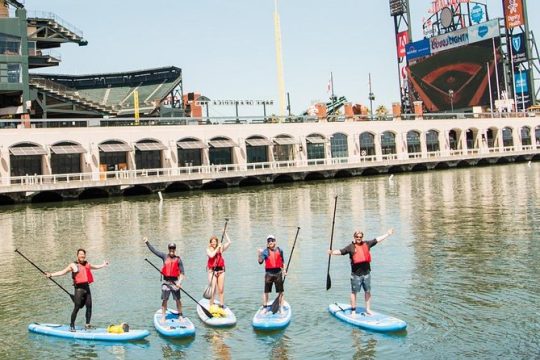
[144,258,214,318]
[281,226,301,285]
[15,249,75,301]
[326,195,338,290]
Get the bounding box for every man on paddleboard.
[328,228,394,316]
[144,238,185,321]
[257,235,286,313]
[45,249,109,331]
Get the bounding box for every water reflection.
[0,163,538,359]
[351,330,377,360]
[205,330,232,360]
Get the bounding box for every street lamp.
[448,89,454,112]
[369,73,375,120]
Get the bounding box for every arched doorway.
[50,141,85,174]
[9,142,46,177]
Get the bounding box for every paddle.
[144,258,214,319]
[15,249,75,302]
[270,226,301,314]
[203,218,229,299]
[326,195,338,291]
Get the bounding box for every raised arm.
[222,232,232,252]
[375,228,394,243]
[46,263,75,278]
[144,237,166,260]
[91,261,109,270]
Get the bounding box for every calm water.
[0,163,539,359]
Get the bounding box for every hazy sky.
[23,1,540,117]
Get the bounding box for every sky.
[21,0,540,117]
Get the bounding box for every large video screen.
[407,38,504,112]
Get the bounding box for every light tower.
[273,0,286,118]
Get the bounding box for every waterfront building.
[0,114,539,204]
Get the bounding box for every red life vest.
[265,248,284,270]
[352,243,371,264]
[72,262,94,285]
[161,256,181,278]
[207,251,225,269]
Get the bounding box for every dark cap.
[168,243,176,249]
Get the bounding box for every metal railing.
[3,145,538,191]
[1,111,537,128]
[27,11,84,38]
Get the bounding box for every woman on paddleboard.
[45,249,109,331]
[328,228,394,316]
[144,238,185,321]
[257,235,286,313]
[206,232,231,308]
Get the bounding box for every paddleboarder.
[328,228,394,316]
[206,232,231,309]
[45,248,109,331]
[257,235,286,313]
[144,237,185,321]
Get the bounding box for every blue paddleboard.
[153,309,195,338]
[328,303,407,332]
[28,323,150,341]
[252,300,291,330]
[196,298,236,327]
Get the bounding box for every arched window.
[426,130,440,152]
[381,131,396,155]
[521,127,531,146]
[330,133,348,158]
[359,132,375,156]
[406,131,421,155]
[502,127,513,147]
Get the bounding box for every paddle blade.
[202,285,213,300]
[326,273,332,291]
[270,294,281,314]
[199,304,214,318]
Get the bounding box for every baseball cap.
[266,235,276,242]
[168,243,176,249]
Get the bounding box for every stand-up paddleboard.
[252,301,291,330]
[196,298,236,327]
[153,309,195,338]
[28,323,150,341]
[328,303,407,332]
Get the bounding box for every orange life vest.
[72,262,94,285]
[161,256,181,278]
[352,243,371,264]
[207,251,225,269]
[265,248,284,270]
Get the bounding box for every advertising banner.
[511,32,527,64]
[503,0,525,29]
[514,70,531,110]
[430,28,469,54]
[468,19,500,44]
[397,31,408,58]
[406,38,431,61]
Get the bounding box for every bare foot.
[364,310,373,316]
